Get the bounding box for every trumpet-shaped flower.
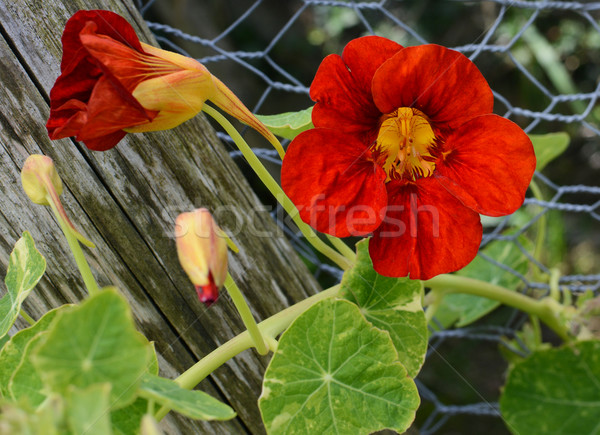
[175,209,228,306]
[281,37,536,280]
[47,10,278,151]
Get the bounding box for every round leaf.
[340,239,427,377]
[8,332,48,406]
[259,299,419,434]
[32,288,151,409]
[0,306,66,399]
[500,340,600,434]
[66,384,113,435]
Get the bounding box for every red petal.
[281,129,388,237]
[372,45,493,133]
[195,273,219,307]
[59,10,143,75]
[83,131,127,152]
[74,76,155,147]
[80,28,174,92]
[50,10,143,107]
[47,100,88,139]
[369,178,481,280]
[311,36,403,136]
[435,114,536,216]
[47,10,149,146]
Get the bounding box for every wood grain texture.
[0,0,321,433]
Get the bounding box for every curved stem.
[19,309,35,326]
[326,234,356,262]
[46,195,100,296]
[224,273,268,355]
[549,268,561,301]
[202,105,352,271]
[425,274,570,341]
[154,284,340,421]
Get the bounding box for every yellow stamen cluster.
[373,107,437,181]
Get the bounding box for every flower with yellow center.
[282,37,536,279]
[374,108,437,181]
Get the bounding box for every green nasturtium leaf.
[32,288,151,409]
[0,334,9,352]
[111,343,160,434]
[259,299,420,435]
[255,107,313,140]
[529,132,570,172]
[8,333,48,406]
[139,373,236,421]
[340,239,427,377]
[0,232,46,339]
[0,306,65,399]
[500,340,600,435]
[111,398,148,435]
[66,384,113,435]
[433,238,529,328]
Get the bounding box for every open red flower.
[281,36,536,280]
[47,10,277,151]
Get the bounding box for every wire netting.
[136,0,600,433]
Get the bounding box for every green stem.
[425,274,570,341]
[224,273,268,355]
[154,284,340,421]
[19,309,35,326]
[202,105,352,271]
[46,195,100,296]
[530,315,542,347]
[326,234,356,262]
[549,268,560,301]
[265,336,279,352]
[424,292,442,326]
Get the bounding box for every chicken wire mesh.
[136,0,600,433]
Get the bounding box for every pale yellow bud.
[21,155,63,205]
[175,209,228,305]
[21,154,95,248]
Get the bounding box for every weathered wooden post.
[0,0,320,432]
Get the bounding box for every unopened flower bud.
[21,154,95,248]
[175,209,228,306]
[21,155,63,205]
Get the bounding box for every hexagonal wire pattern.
[137,0,600,432]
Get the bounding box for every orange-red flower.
[281,36,536,280]
[47,10,278,151]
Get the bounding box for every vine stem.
[19,309,35,325]
[424,274,570,341]
[202,104,353,271]
[224,273,268,355]
[154,284,340,421]
[326,234,356,262]
[46,194,100,296]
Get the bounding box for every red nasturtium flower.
[281,36,536,280]
[46,10,277,151]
